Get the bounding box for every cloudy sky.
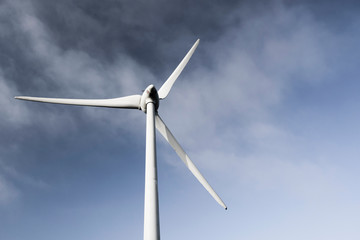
[1,0,360,239]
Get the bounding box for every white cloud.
[1,163,49,190]
[3,0,155,133]
[156,2,348,206]
[0,174,19,205]
[0,71,30,126]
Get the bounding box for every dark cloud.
[3,0,359,94]
[0,4,47,92]
[29,0,244,71]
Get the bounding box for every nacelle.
[140,84,159,112]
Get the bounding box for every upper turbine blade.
[15,95,141,109]
[157,39,200,99]
[155,114,227,210]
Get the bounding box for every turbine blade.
[158,39,200,99]
[15,95,141,109]
[155,114,227,210]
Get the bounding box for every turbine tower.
[15,39,227,240]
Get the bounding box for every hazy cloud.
[0,174,19,205]
[1,0,360,239]
[157,1,355,206]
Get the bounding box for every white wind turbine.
[15,39,227,240]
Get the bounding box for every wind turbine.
[15,39,227,240]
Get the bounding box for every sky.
[1,0,360,239]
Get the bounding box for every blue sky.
[1,0,360,239]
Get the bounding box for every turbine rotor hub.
[140,84,159,112]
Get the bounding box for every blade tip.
[14,96,29,100]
